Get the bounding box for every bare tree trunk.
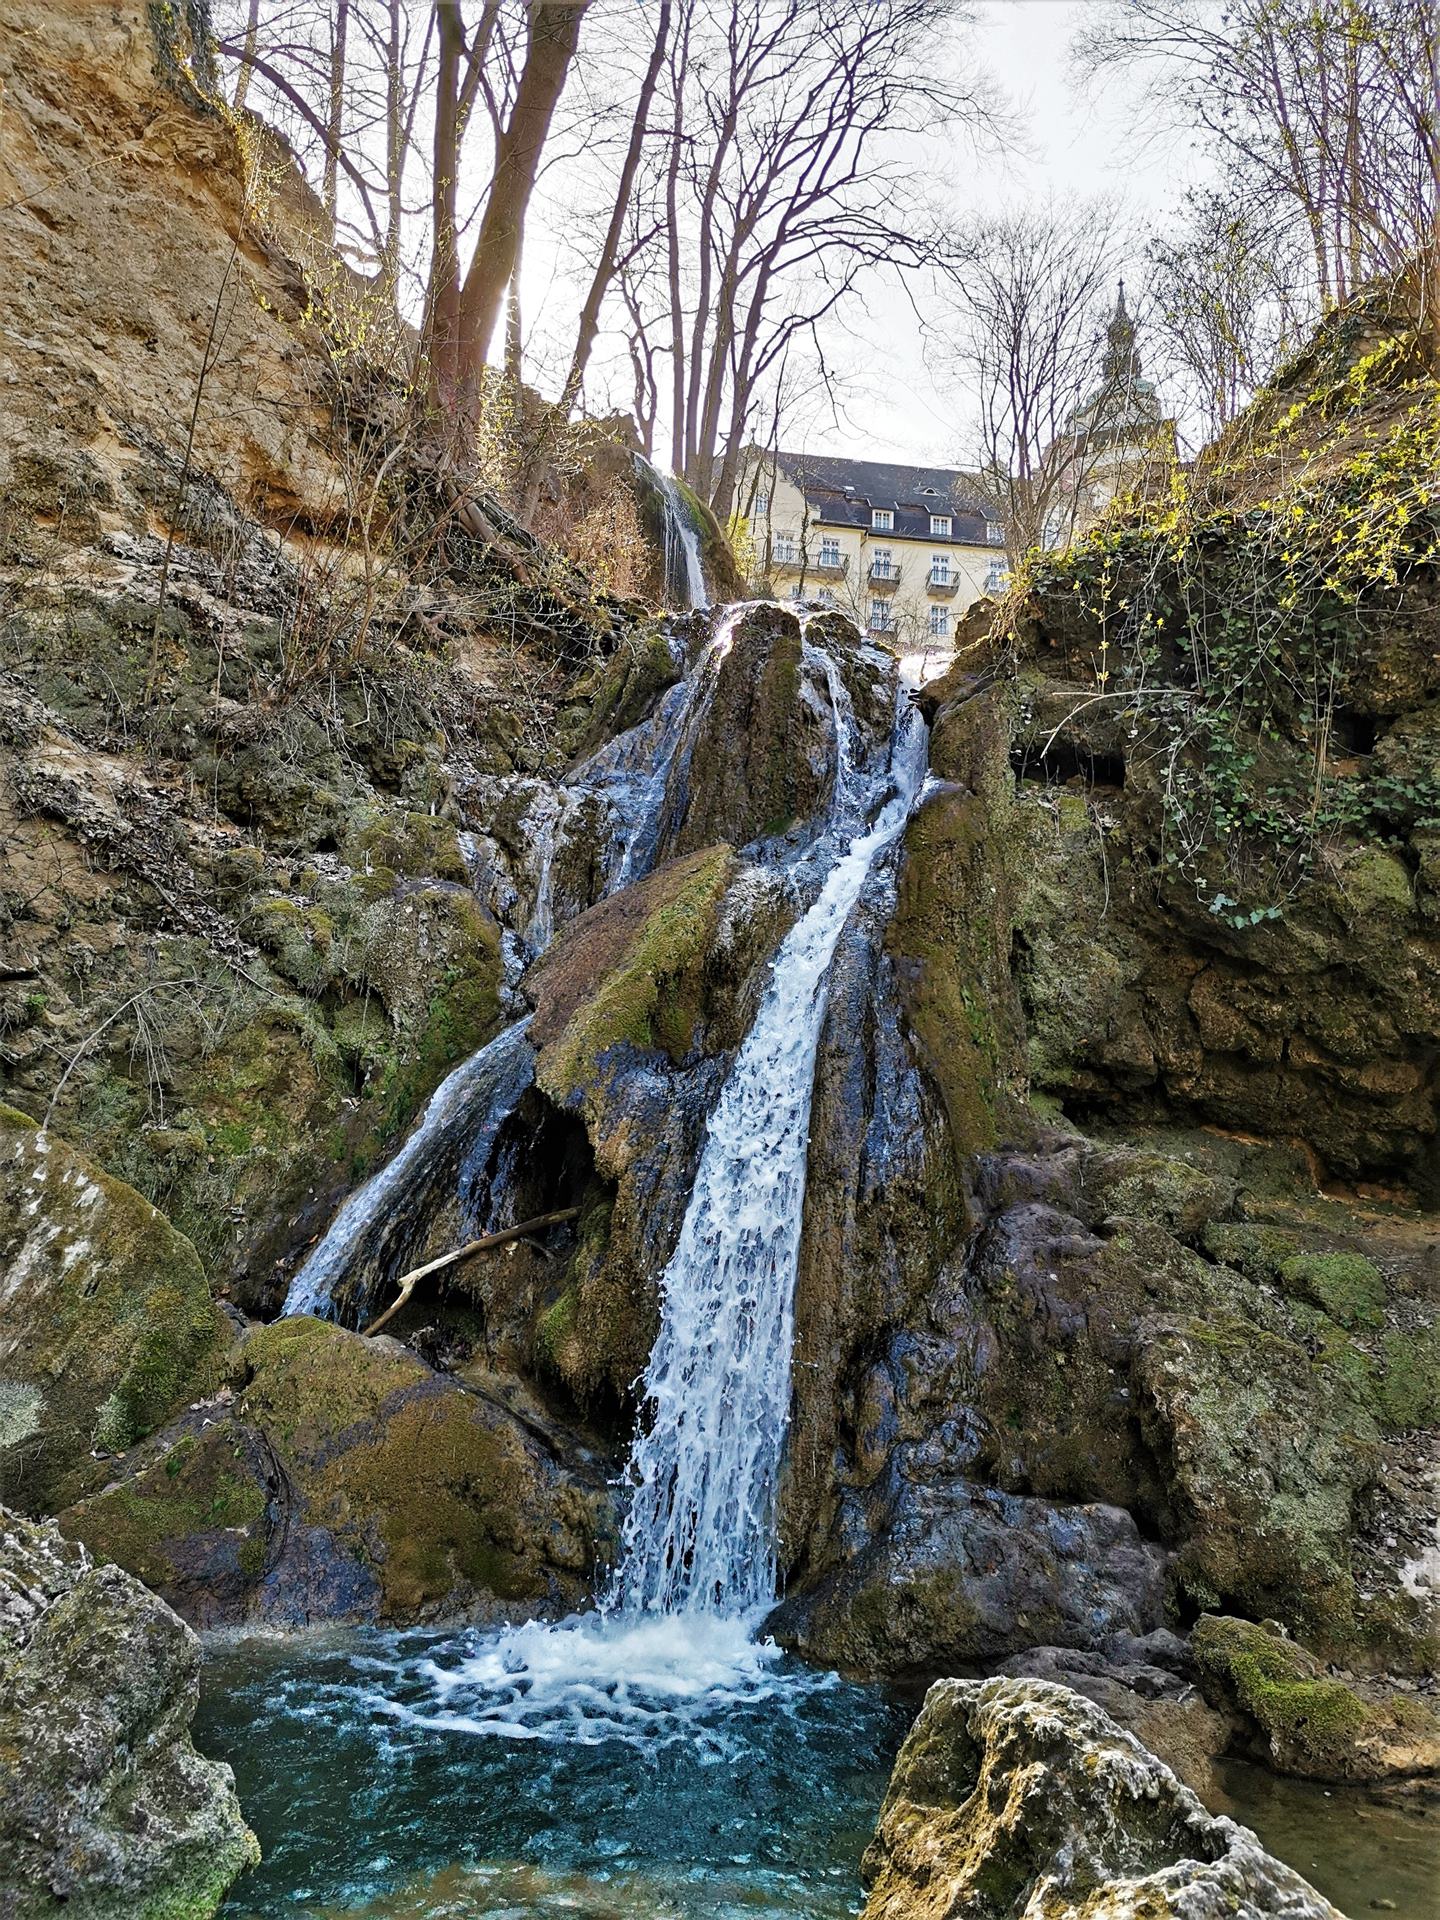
[323,0,351,242]
[426,0,466,418]
[231,0,260,116]
[450,1,590,432]
[517,0,671,519]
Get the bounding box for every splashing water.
[281,1018,535,1320]
[610,675,927,1617]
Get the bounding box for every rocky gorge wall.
[0,15,1436,1900]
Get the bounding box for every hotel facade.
[735,451,1008,649]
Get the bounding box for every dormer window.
[930,514,952,538]
[872,508,893,531]
[985,520,1005,546]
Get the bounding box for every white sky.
[510,0,1211,474]
[820,0,1209,467]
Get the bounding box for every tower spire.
[1103,279,1141,388]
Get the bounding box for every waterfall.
[608,672,926,1618]
[282,1018,536,1320]
[279,622,734,1323]
[325,617,929,1743]
[635,455,709,610]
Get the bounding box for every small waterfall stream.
[635,455,709,609]
[280,599,929,1746]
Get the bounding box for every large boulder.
[0,1506,257,1918]
[59,1316,614,1628]
[777,1482,1169,1676]
[0,1106,231,1511]
[860,1676,1341,1920]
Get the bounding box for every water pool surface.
[198,1628,1440,1920]
[197,1624,910,1919]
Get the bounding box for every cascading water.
[281,1017,536,1320]
[610,689,926,1619]
[280,618,741,1324]
[635,454,709,610]
[280,602,928,1751]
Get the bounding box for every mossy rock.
[564,623,680,757]
[0,1506,259,1918]
[0,1107,231,1512]
[1278,1250,1387,1329]
[886,693,1027,1179]
[64,1318,613,1627]
[1193,1615,1440,1782]
[530,843,735,1117]
[1137,1312,1382,1645]
[342,809,472,884]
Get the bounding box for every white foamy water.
[368,1611,828,1750]
[281,1017,535,1319]
[610,671,927,1618]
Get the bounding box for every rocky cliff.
[0,0,1435,1844]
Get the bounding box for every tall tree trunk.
[323,0,351,242]
[450,1,590,433]
[425,0,466,418]
[231,0,260,116]
[518,0,671,520]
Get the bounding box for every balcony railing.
[928,569,959,596]
[814,552,849,575]
[868,561,901,589]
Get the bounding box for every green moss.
[65,1422,267,1589]
[1279,1251,1387,1329]
[537,845,733,1101]
[236,1318,550,1617]
[1341,847,1415,914]
[344,810,471,884]
[1193,1615,1392,1779]
[534,1286,580,1380]
[1377,1323,1440,1428]
[0,1107,231,1509]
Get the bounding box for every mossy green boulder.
[0,1106,231,1512]
[0,1506,258,1918]
[61,1317,614,1628]
[1193,1615,1440,1782]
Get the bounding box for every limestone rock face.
[0,1106,231,1511]
[0,0,348,536]
[994,1634,1233,1798]
[1193,1616,1440,1783]
[860,1677,1341,1920]
[59,1317,615,1629]
[0,1506,258,1919]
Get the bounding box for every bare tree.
[615,0,997,516]
[425,0,591,437]
[940,198,1138,562]
[1076,0,1440,314]
[1144,189,1313,445]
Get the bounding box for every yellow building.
[736,451,1007,650]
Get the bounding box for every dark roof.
[773,451,992,517]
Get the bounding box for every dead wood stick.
[363,1207,581,1338]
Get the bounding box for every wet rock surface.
[0,1505,258,1918]
[859,1676,1342,1920]
[58,1317,615,1629]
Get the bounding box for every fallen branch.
[363,1207,581,1338]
